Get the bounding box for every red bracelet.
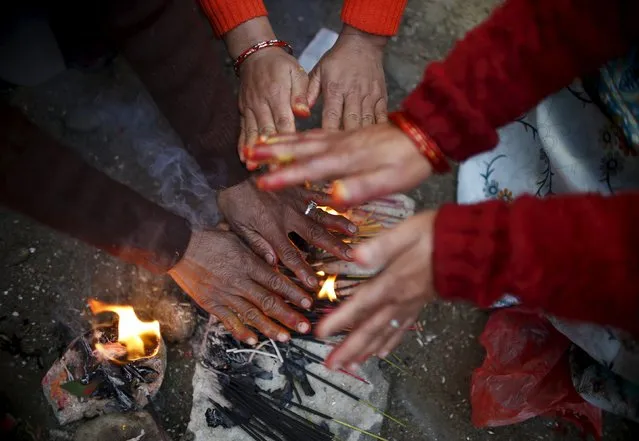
[388,111,451,174]
[233,39,293,76]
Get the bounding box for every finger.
[239,227,278,266]
[271,236,320,290]
[209,305,258,345]
[330,168,398,207]
[305,202,357,236]
[257,153,360,191]
[354,216,417,268]
[238,116,247,162]
[342,92,361,130]
[377,317,416,359]
[244,109,259,147]
[316,279,387,339]
[255,104,277,138]
[324,307,395,370]
[270,93,297,134]
[374,97,388,124]
[248,137,330,164]
[322,80,344,131]
[291,65,311,118]
[361,95,375,127]
[296,215,353,261]
[225,295,291,342]
[307,68,321,109]
[251,258,314,308]
[240,283,310,334]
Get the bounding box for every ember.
[89,299,161,364]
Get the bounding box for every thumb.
[291,65,311,118]
[354,216,422,268]
[307,67,321,109]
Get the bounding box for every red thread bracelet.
[388,111,451,174]
[233,39,293,76]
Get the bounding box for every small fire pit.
[42,300,166,425]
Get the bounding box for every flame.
[89,299,161,363]
[318,206,340,216]
[317,274,338,302]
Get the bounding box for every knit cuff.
[433,201,512,308]
[341,0,407,36]
[199,0,268,37]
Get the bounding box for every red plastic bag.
[471,309,602,439]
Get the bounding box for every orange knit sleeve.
[198,0,268,37]
[341,0,407,36]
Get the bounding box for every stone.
[152,298,197,343]
[73,411,165,441]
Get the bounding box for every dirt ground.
[1,0,638,440]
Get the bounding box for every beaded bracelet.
[388,111,451,174]
[233,39,293,76]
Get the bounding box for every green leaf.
[61,379,101,397]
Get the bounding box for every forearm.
[403,0,639,162]
[434,193,639,334]
[341,0,407,36]
[0,105,191,273]
[199,0,267,38]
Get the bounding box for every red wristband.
[388,111,451,174]
[233,39,293,76]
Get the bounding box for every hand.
[309,25,388,130]
[225,18,311,167]
[169,229,313,344]
[316,211,438,370]
[218,178,357,290]
[247,124,433,207]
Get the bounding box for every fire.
[88,299,161,363]
[318,206,340,216]
[317,274,338,302]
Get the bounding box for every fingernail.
[306,276,319,288]
[345,248,354,260]
[277,333,290,343]
[247,337,258,346]
[265,254,276,266]
[297,322,310,333]
[258,134,269,144]
[331,362,342,371]
[247,161,258,171]
[378,351,389,359]
[293,103,311,118]
[241,145,251,160]
[347,223,358,234]
[348,363,360,372]
[302,298,312,309]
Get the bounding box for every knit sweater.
[199,0,408,37]
[401,0,639,334]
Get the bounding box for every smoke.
[67,91,222,228]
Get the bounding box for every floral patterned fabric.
[457,79,639,421]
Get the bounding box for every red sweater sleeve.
[434,194,639,335]
[198,0,267,37]
[341,0,407,36]
[402,0,639,162]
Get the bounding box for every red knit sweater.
[401,0,639,334]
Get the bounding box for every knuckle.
[362,113,375,123]
[242,307,261,324]
[276,115,294,127]
[345,112,360,123]
[324,109,341,122]
[267,272,286,293]
[306,223,326,242]
[280,247,301,266]
[260,125,276,136]
[326,80,343,96]
[260,295,277,314]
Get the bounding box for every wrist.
[224,17,277,59]
[339,24,388,52]
[388,111,451,174]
